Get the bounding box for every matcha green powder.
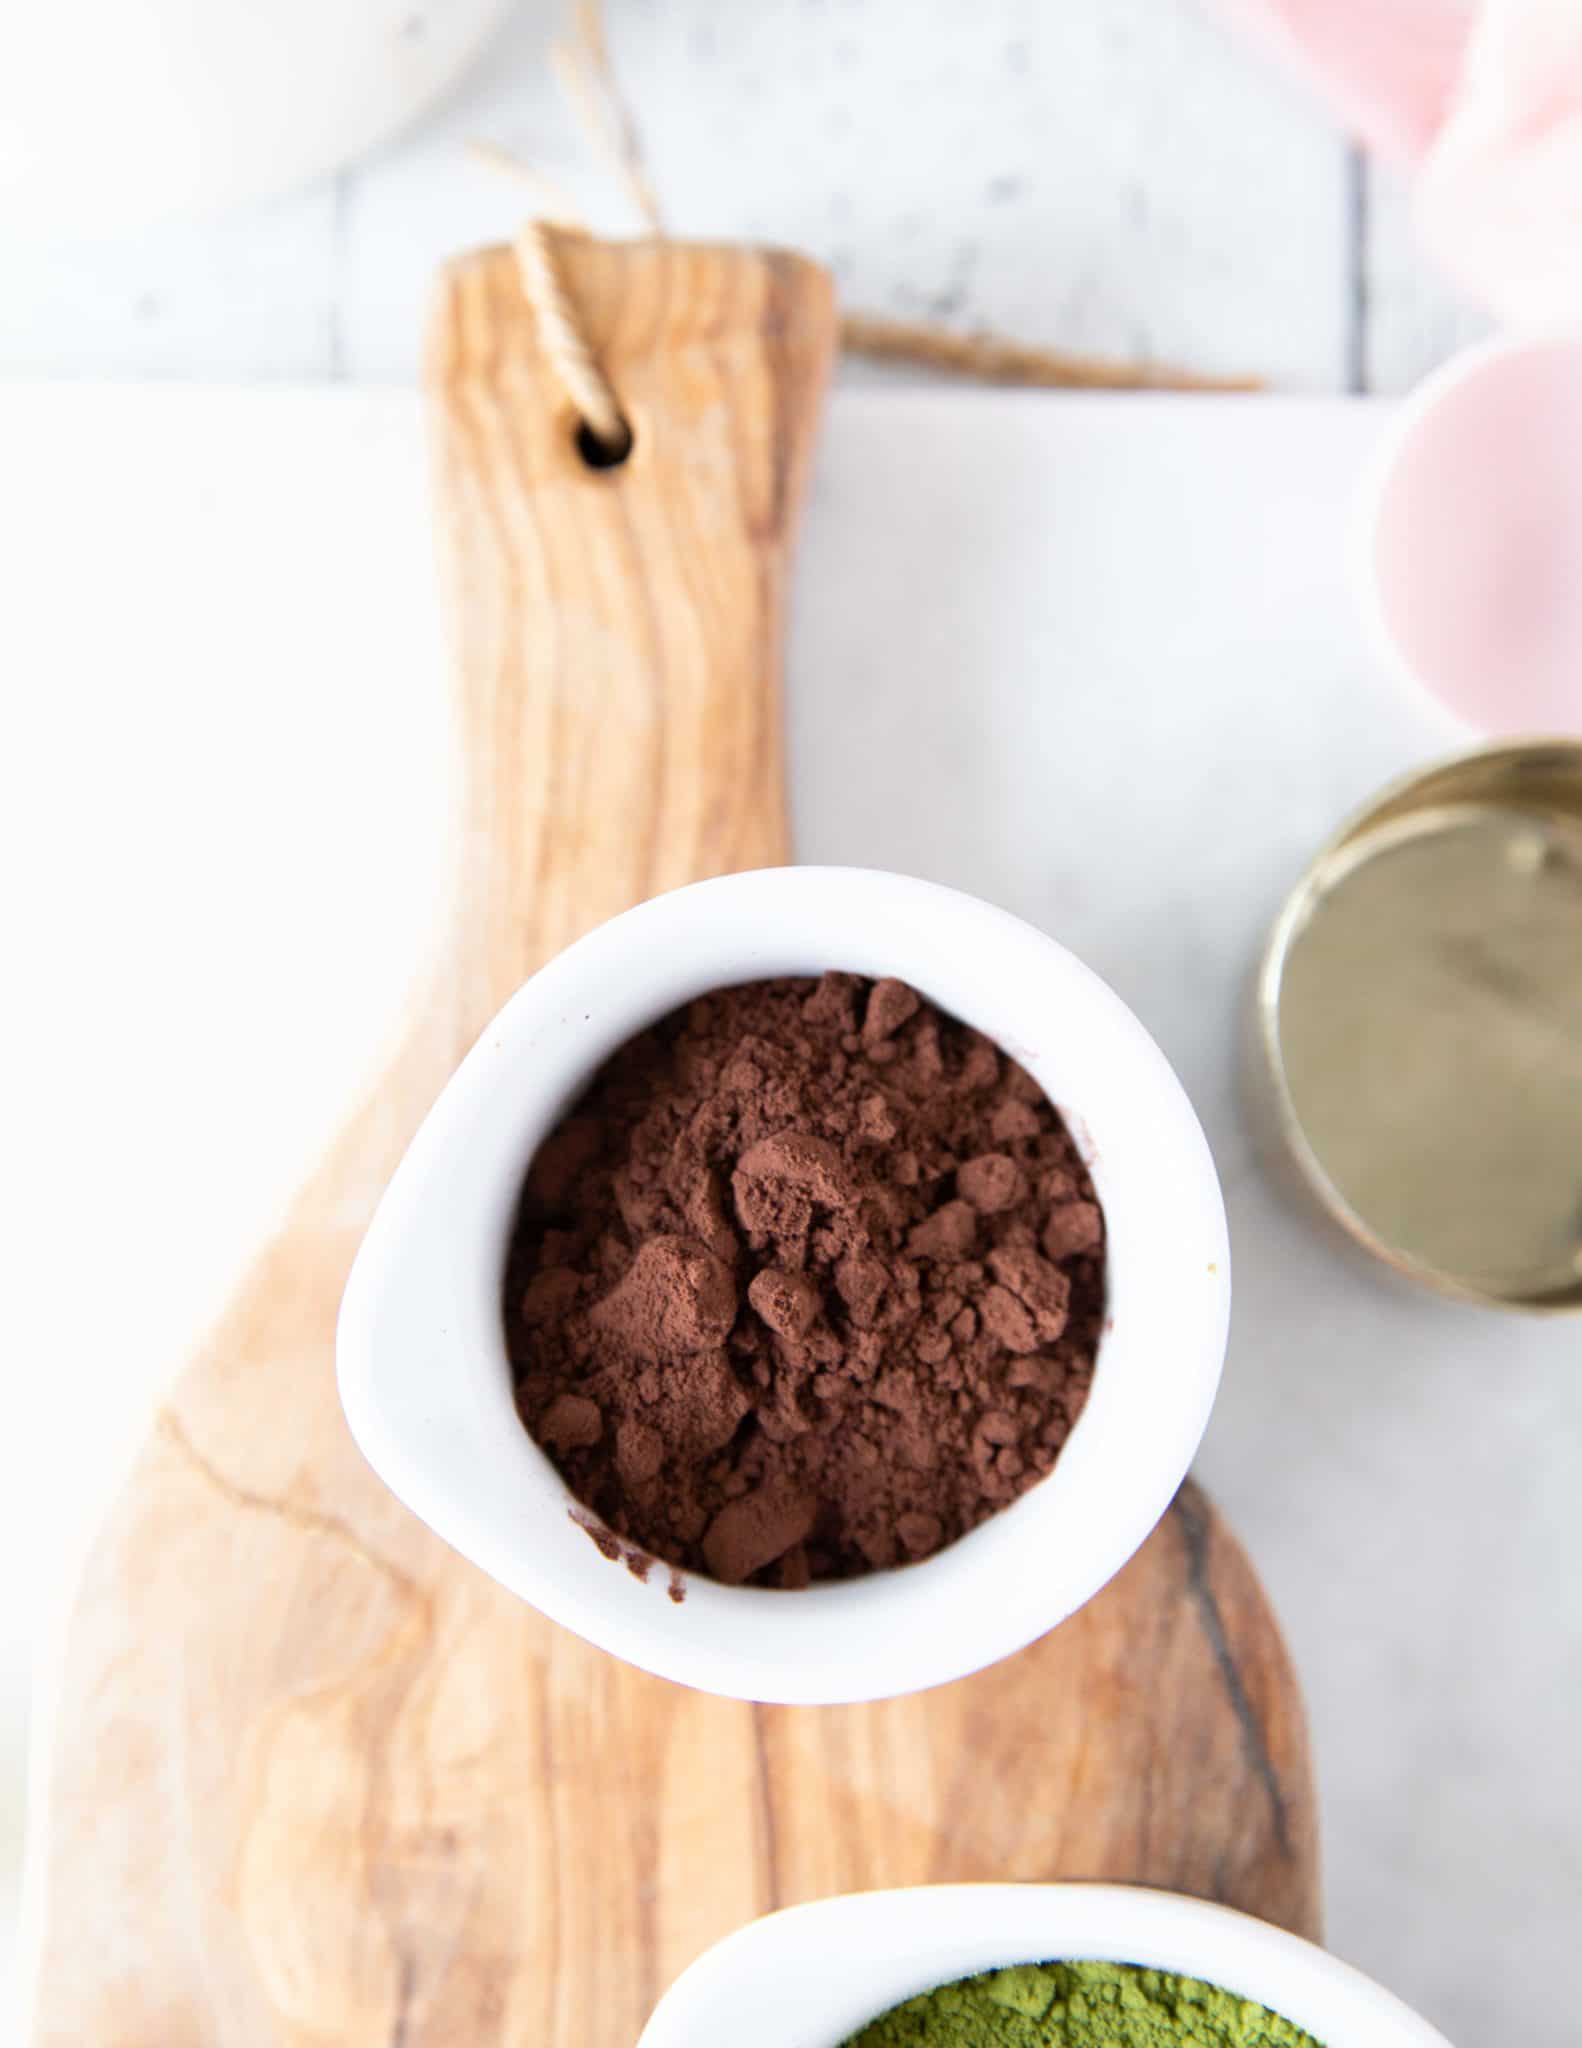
[842,1961,1325,2048]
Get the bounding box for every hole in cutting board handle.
[575,416,634,471]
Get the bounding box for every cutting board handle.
[427,231,838,1011]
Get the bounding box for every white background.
[6,6,1567,2048]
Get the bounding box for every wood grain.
[29,231,1316,2048]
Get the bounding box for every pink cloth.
[1224,0,1582,327]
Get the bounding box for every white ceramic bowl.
[636,1885,1455,2048]
[338,868,1229,1703]
[0,0,516,230]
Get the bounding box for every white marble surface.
[3,0,1484,393]
[4,383,1577,2047]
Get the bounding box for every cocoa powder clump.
[503,973,1106,1587]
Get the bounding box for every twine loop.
[512,219,632,461]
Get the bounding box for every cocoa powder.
[503,973,1105,1587]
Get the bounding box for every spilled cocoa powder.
[503,974,1106,1587]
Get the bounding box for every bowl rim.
[337,866,1231,1702]
[635,1883,1456,2048]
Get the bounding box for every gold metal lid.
[1256,742,1582,1311]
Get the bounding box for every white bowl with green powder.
[635,1885,1455,2048]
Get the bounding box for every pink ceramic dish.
[1358,330,1582,736]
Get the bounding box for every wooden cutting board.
[27,232,1318,2048]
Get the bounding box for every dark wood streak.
[388,1950,417,2048]
[1171,1482,1293,1861]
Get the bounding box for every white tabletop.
[3,381,1576,2047]
[5,0,1483,393]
